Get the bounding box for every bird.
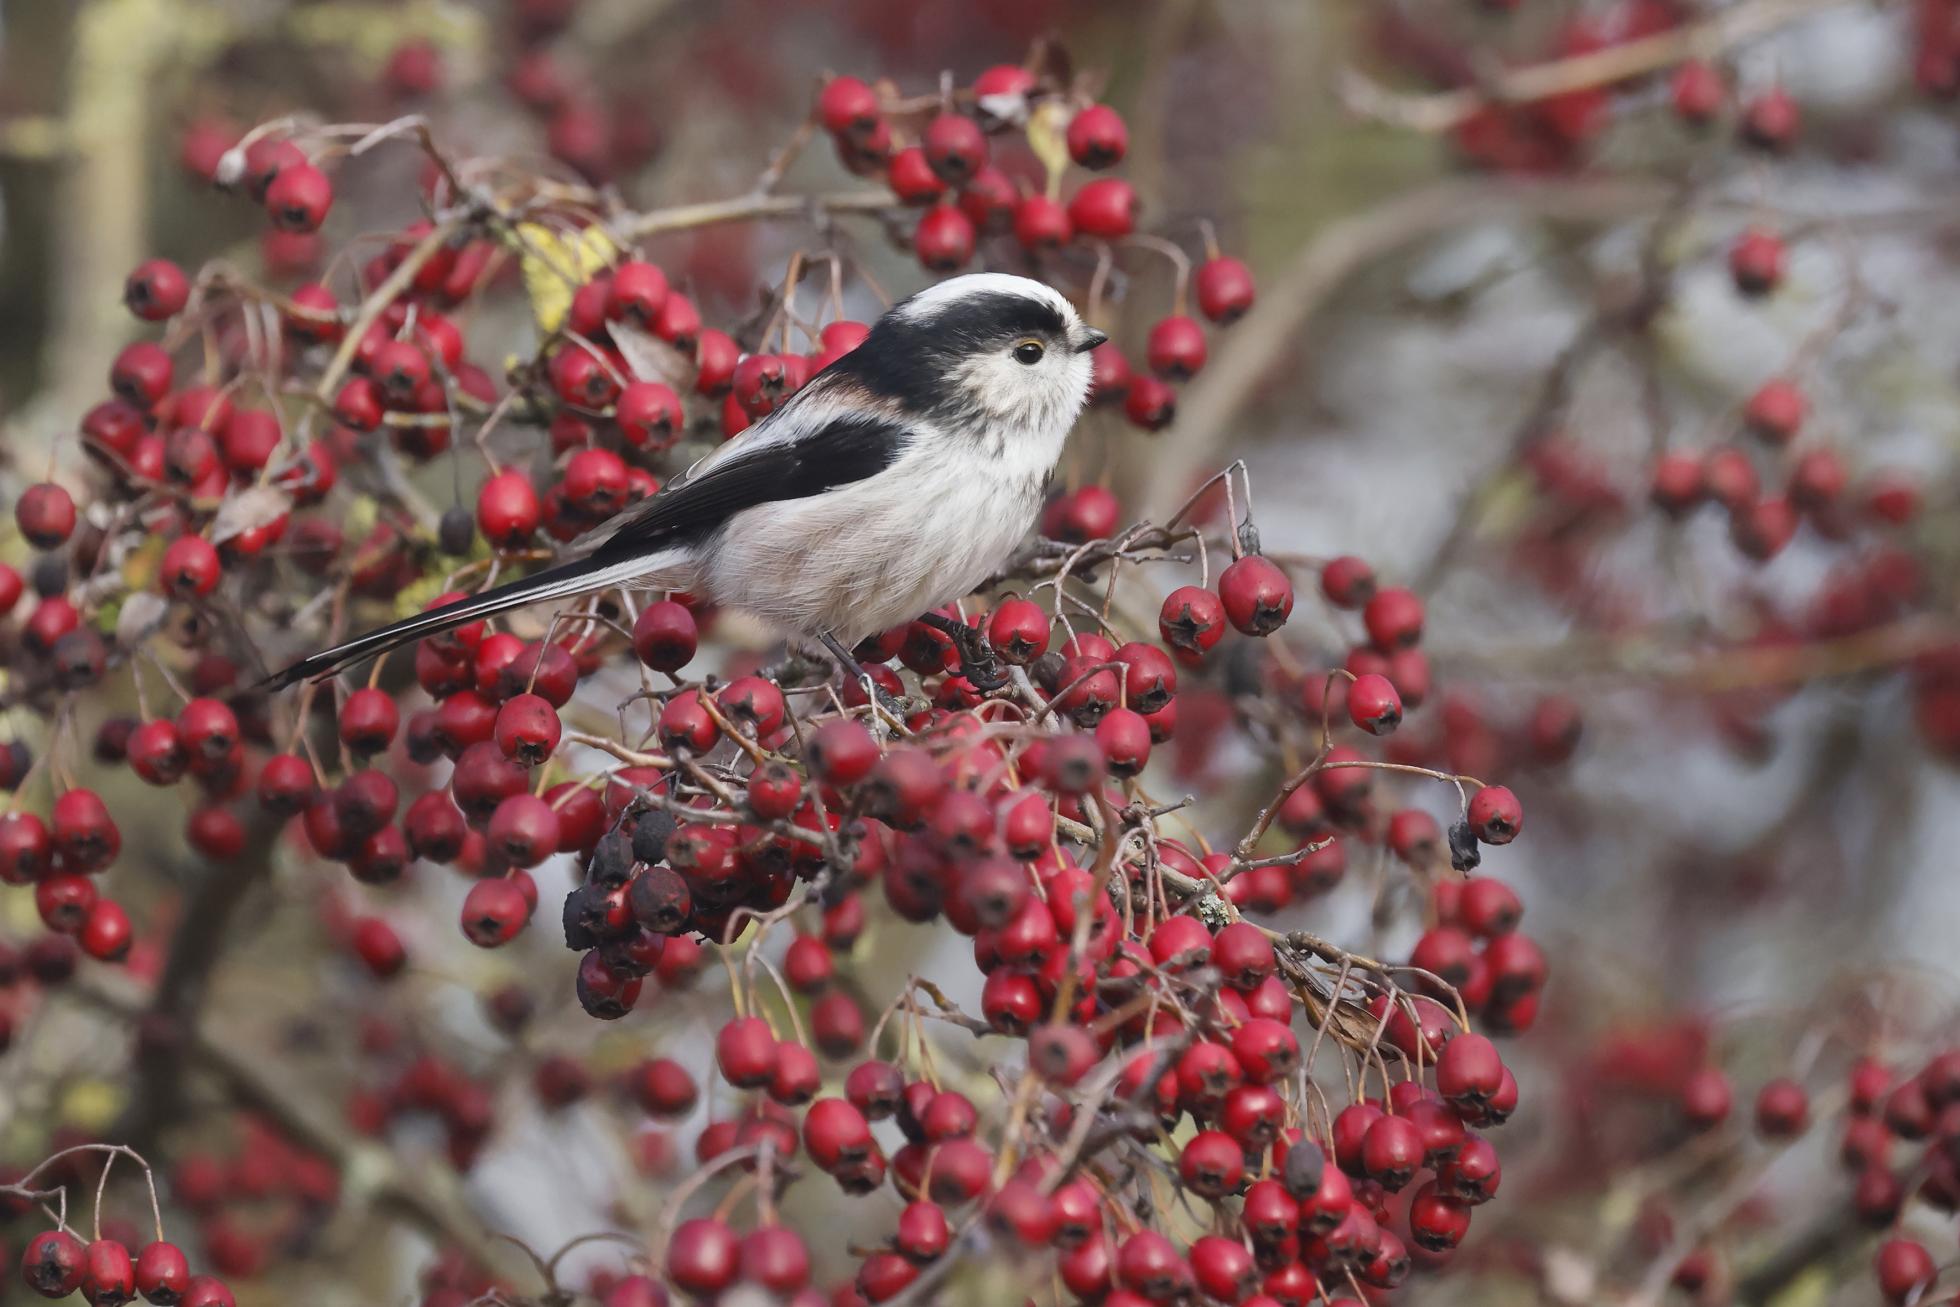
[262,272,1108,691]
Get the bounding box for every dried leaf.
[1027,100,1073,196]
[211,485,293,546]
[514,222,620,335]
[609,319,689,384]
[115,592,168,647]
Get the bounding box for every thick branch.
[618,188,899,240]
[1138,175,1674,522]
[1339,0,1853,134]
[74,968,531,1285]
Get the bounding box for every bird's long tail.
[260,552,672,691]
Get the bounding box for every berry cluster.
[0,21,1583,1307]
[8,1146,235,1307]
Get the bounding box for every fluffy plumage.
[264,272,1104,689]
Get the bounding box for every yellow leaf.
[62,1079,127,1134]
[121,534,167,593]
[513,222,621,336]
[1766,1266,1832,1307]
[1027,102,1073,200]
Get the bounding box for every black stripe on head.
[924,289,1069,343]
[828,289,1070,415]
[591,412,911,560]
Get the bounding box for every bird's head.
[844,273,1106,435]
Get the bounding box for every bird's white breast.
[704,421,1060,644]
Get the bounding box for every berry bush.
[2,2,1960,1305]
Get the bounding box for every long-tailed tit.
[264,273,1106,690]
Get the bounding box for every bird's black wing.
[577,409,914,564]
[261,407,912,690]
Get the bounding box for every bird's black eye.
[1013,340,1045,365]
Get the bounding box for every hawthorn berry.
[922,112,987,183]
[1195,255,1256,323]
[915,205,976,272]
[1066,104,1128,168]
[818,76,882,139]
[264,161,333,231]
[134,1241,191,1304]
[17,483,76,550]
[1730,227,1786,297]
[23,1228,87,1297]
[1013,195,1072,251]
[1755,1078,1810,1138]
[124,259,190,321]
[1146,314,1207,381]
[1069,178,1138,239]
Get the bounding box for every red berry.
[1743,377,1805,444]
[1179,1129,1245,1198]
[1680,1066,1733,1129]
[922,113,987,183]
[818,76,882,140]
[887,146,946,205]
[1160,585,1227,656]
[615,380,683,450]
[80,1238,135,1305]
[1466,785,1522,844]
[1434,1035,1503,1111]
[22,1228,86,1297]
[1145,314,1207,381]
[667,1218,739,1298]
[1409,1182,1473,1251]
[1755,1078,1809,1138]
[964,64,1030,124]
[1875,1238,1935,1304]
[607,261,670,323]
[1066,104,1129,168]
[494,694,562,766]
[1730,227,1785,296]
[564,447,629,515]
[1095,707,1153,777]
[111,341,174,408]
[478,471,542,548]
[1739,85,1799,151]
[1671,58,1725,124]
[134,1241,191,1304]
[338,687,400,756]
[179,1276,234,1307]
[716,1015,778,1088]
[1012,195,1072,251]
[17,483,76,550]
[1124,374,1176,430]
[124,259,190,321]
[264,161,333,232]
[1068,178,1138,239]
[694,328,740,396]
[1219,555,1293,636]
[915,205,976,272]
[1347,673,1402,735]
[461,877,531,947]
[807,718,880,786]
[1185,257,1256,334]
[1363,586,1424,649]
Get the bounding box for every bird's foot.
[917,612,1009,693]
[819,631,919,731]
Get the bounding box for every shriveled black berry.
[587,828,635,887]
[1281,1139,1326,1199]
[632,808,676,866]
[439,504,476,555]
[562,884,602,950]
[1448,819,1481,872]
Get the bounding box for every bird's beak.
[1073,328,1109,354]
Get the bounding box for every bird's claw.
[919,613,1008,693]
